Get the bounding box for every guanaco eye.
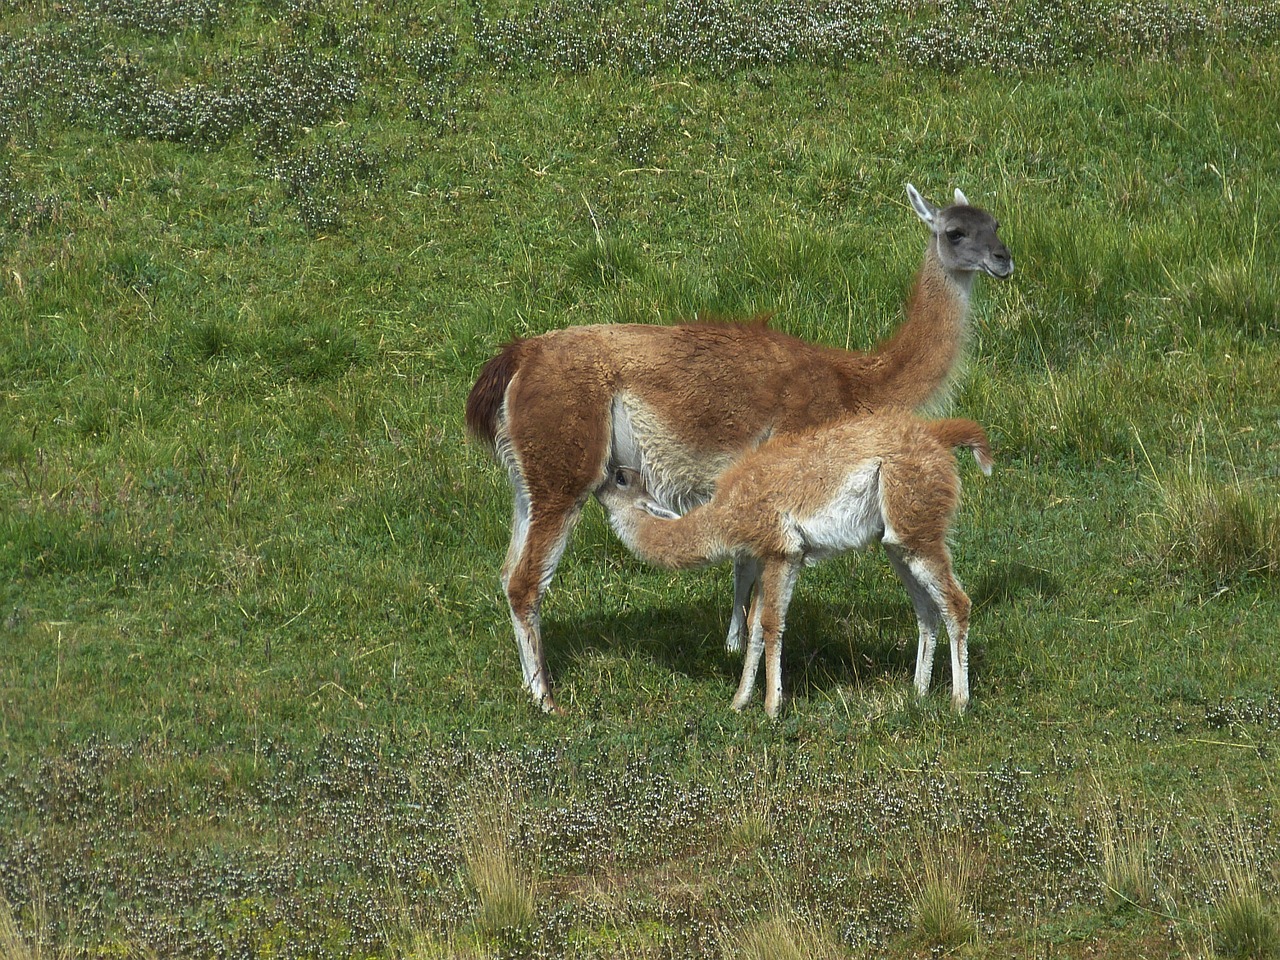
[945,228,965,243]
[614,468,628,486]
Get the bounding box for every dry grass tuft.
[0,895,81,960]
[727,806,775,852]
[1214,894,1280,960]
[726,753,781,853]
[394,928,494,960]
[1092,789,1166,912]
[0,900,40,960]
[1140,430,1280,581]
[721,902,845,960]
[905,830,980,952]
[456,772,538,937]
[1194,803,1280,960]
[0,894,158,960]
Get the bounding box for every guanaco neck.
[854,238,974,411]
[627,508,726,570]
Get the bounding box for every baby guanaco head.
[596,466,680,520]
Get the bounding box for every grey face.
[906,183,1014,280]
[937,205,1014,279]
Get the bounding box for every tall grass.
[0,900,44,960]
[1091,788,1166,912]
[392,929,492,960]
[904,830,979,952]
[1140,430,1280,581]
[727,805,776,853]
[456,775,539,937]
[720,878,845,960]
[722,910,845,960]
[1193,801,1280,960]
[0,895,145,960]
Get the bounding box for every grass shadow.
[970,561,1061,608]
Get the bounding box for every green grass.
[2,0,1280,957]
[1190,800,1280,960]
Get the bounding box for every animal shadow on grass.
[781,596,920,700]
[555,586,919,708]
[549,553,1058,711]
[969,561,1061,608]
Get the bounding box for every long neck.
[615,507,727,570]
[857,240,974,411]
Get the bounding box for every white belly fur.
[792,461,884,561]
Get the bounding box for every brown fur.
[599,411,992,716]
[925,418,994,473]
[466,186,1011,712]
[868,250,970,409]
[619,414,989,569]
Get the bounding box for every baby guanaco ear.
[953,187,971,206]
[639,499,681,521]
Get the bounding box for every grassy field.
[2,0,1280,956]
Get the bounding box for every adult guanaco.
[466,184,1012,712]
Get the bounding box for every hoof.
[533,692,564,716]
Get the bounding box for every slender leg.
[884,544,942,701]
[759,558,802,719]
[890,544,971,713]
[500,475,532,595]
[502,497,582,714]
[938,569,972,714]
[731,591,765,712]
[725,555,761,654]
[501,480,536,690]
[496,376,611,713]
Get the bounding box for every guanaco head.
[595,466,681,557]
[597,467,681,519]
[907,183,1014,281]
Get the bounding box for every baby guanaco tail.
[927,418,994,475]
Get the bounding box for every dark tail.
[464,340,523,449]
[929,418,994,475]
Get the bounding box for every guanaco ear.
[639,499,681,521]
[906,183,937,228]
[953,187,970,207]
